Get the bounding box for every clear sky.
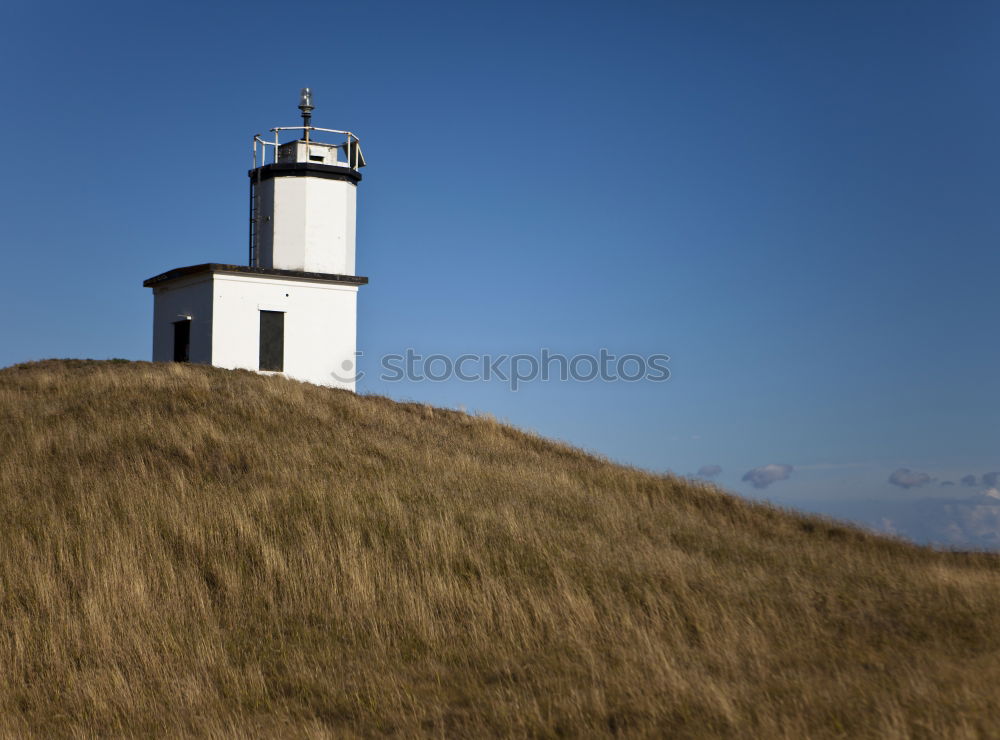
[1,1,997,533]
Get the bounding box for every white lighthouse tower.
[144,89,367,390]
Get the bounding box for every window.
[259,310,284,372]
[172,319,190,362]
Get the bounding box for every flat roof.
[143,263,369,288]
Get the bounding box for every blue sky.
[1,1,998,532]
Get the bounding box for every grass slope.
[0,360,998,737]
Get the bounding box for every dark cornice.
[143,263,369,288]
[248,162,362,185]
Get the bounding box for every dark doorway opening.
[172,319,191,363]
[259,311,285,371]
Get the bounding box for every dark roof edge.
[248,161,362,184]
[143,263,369,288]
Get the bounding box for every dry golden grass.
[0,359,998,737]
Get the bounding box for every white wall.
[150,275,213,363]
[211,272,359,390]
[257,176,357,275]
[277,140,341,166]
[151,270,359,390]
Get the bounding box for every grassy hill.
[1,360,998,737]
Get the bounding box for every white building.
[144,89,367,390]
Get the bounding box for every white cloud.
[696,464,722,478]
[888,468,933,489]
[742,464,793,489]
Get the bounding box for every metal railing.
[252,126,363,170]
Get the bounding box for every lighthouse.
[143,89,368,390]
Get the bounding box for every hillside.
[0,360,998,737]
